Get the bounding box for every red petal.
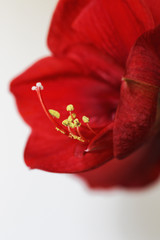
[144,0,160,25]
[125,25,160,87]
[47,0,90,55]
[78,131,160,188]
[66,44,123,87]
[10,57,81,128]
[11,56,119,129]
[10,56,115,172]
[86,123,113,153]
[114,80,158,158]
[114,26,160,158]
[24,130,112,173]
[48,0,154,65]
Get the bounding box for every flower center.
[32,82,96,143]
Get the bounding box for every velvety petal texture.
[72,0,154,65]
[48,0,91,55]
[114,25,160,158]
[114,79,159,158]
[78,23,160,188]
[66,44,123,88]
[11,0,160,188]
[48,0,154,65]
[125,25,160,87]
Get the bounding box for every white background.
[0,0,160,239]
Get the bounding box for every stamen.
[67,126,85,142]
[82,116,89,123]
[62,119,69,127]
[77,126,87,141]
[68,126,75,136]
[55,127,65,134]
[66,104,74,112]
[68,122,75,128]
[32,83,97,143]
[82,116,96,135]
[73,118,81,127]
[73,118,88,141]
[69,133,85,142]
[49,109,60,119]
[68,113,76,122]
[67,110,84,139]
[62,119,83,140]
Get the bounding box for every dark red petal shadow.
[86,123,113,153]
[78,129,160,188]
[125,25,160,87]
[114,80,159,158]
[114,26,160,158]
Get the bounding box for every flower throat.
[32,82,96,142]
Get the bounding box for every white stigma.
[36,82,44,90]
[31,82,44,91]
[31,86,37,91]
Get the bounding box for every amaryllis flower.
[11,0,160,188]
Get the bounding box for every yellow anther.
[72,113,76,118]
[66,104,74,112]
[69,133,85,142]
[31,82,95,142]
[55,127,65,134]
[82,116,90,123]
[68,122,75,128]
[74,118,81,127]
[68,113,76,122]
[62,119,69,126]
[68,116,73,122]
[49,109,60,119]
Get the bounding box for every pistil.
[31,82,97,143]
[32,83,68,135]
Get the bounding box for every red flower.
[11,0,160,188]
